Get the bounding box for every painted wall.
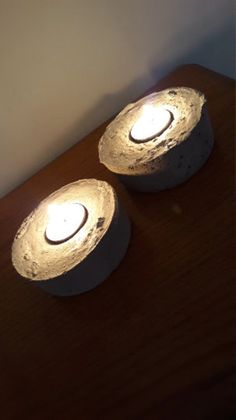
[0,0,234,197]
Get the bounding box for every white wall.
[0,0,234,197]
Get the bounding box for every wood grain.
[0,65,235,419]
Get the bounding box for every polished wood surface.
[0,65,235,419]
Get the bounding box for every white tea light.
[130,105,172,142]
[12,179,131,296]
[45,203,87,243]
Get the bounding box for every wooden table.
[0,65,235,419]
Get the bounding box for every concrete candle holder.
[98,87,214,191]
[12,179,131,296]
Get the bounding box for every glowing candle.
[130,105,172,142]
[45,202,87,243]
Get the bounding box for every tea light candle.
[45,203,87,244]
[130,105,172,142]
[99,87,214,192]
[12,179,131,296]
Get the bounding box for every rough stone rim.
[12,179,116,281]
[98,87,206,175]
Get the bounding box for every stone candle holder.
[12,179,131,296]
[98,87,214,191]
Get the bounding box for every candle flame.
[142,104,156,118]
[47,204,69,221]
[141,104,168,122]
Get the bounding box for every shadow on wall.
[175,18,235,78]
[1,13,234,198]
[51,16,235,162]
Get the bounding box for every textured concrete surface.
[12,179,131,295]
[99,87,214,191]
